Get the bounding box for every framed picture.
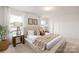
[33,19,38,25]
[28,18,38,25]
[28,18,33,25]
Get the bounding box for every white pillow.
[45,32,50,35]
[28,30,34,36]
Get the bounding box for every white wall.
[0,7,5,25]
[0,7,9,26]
[24,13,39,27]
[53,13,79,40]
[48,19,54,33]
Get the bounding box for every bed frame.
[25,37,65,53]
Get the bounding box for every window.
[9,14,24,35]
[41,20,46,26]
[40,19,48,32]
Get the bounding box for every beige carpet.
[1,43,35,53]
[1,41,79,53]
[56,41,79,53]
[63,42,79,53]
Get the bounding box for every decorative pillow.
[39,27,45,35]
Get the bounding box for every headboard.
[25,25,45,35]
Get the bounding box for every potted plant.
[0,25,8,41]
[0,25,9,51]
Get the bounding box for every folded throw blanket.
[33,33,59,51]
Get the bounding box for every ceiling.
[9,6,79,18]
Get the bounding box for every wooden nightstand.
[12,35,25,47]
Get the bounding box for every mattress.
[25,35,61,50]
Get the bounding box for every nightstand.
[12,35,25,47]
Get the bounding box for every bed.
[25,32,63,51]
[25,25,65,52]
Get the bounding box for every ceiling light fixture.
[43,6,55,11]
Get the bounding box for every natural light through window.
[41,20,46,26]
[9,14,24,35]
[41,19,48,32]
